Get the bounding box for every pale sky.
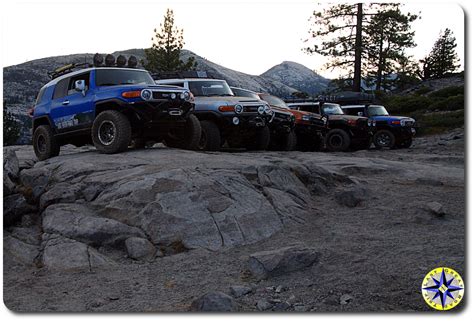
[1,0,466,79]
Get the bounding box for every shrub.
[428,95,464,111]
[428,86,464,98]
[382,95,433,114]
[417,110,464,135]
[414,86,432,95]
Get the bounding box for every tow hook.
[168,109,183,116]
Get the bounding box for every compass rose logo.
[421,267,464,310]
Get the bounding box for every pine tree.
[304,3,417,92]
[365,7,418,90]
[3,101,20,146]
[144,9,196,74]
[420,28,460,79]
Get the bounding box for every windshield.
[368,105,389,116]
[322,103,344,115]
[189,80,234,97]
[260,94,288,109]
[95,69,155,86]
[232,88,260,99]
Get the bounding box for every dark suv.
[259,94,328,151]
[287,102,373,152]
[342,104,416,149]
[31,55,200,160]
[230,87,296,151]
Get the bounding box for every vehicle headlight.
[258,106,265,115]
[321,116,328,125]
[141,89,152,101]
[180,91,191,101]
[234,104,244,114]
[264,105,272,114]
[170,93,177,99]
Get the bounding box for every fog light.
[170,93,176,99]
[232,117,240,125]
[264,105,272,114]
[258,106,265,114]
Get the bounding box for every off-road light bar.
[105,54,115,66]
[93,53,104,67]
[128,56,138,68]
[116,55,127,67]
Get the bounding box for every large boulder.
[92,169,283,251]
[3,193,37,226]
[3,149,20,196]
[42,234,116,271]
[248,244,320,280]
[42,204,146,246]
[3,235,39,266]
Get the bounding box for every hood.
[194,96,261,105]
[372,115,413,121]
[271,106,321,118]
[329,114,367,121]
[96,84,187,92]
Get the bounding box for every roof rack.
[48,53,139,79]
[152,70,210,80]
[48,62,92,79]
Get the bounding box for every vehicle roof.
[287,102,339,106]
[156,78,226,83]
[45,67,149,87]
[342,104,384,108]
[230,86,256,93]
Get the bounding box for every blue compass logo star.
[423,269,463,309]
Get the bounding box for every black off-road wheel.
[325,128,351,152]
[397,137,413,149]
[198,120,221,151]
[92,110,131,154]
[164,114,202,150]
[33,125,60,161]
[270,130,297,151]
[373,130,395,149]
[247,126,271,151]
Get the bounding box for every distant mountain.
[3,48,329,143]
[261,61,329,96]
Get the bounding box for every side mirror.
[357,111,364,117]
[74,80,86,96]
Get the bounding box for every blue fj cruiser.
[31,54,200,160]
[341,104,416,148]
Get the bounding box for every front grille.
[243,105,259,113]
[152,92,165,99]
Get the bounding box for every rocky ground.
[3,128,464,312]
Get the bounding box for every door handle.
[62,100,70,105]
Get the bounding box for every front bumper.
[128,100,194,122]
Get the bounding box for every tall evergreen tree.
[3,101,20,146]
[420,28,460,79]
[304,3,417,92]
[144,9,196,74]
[365,8,418,90]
